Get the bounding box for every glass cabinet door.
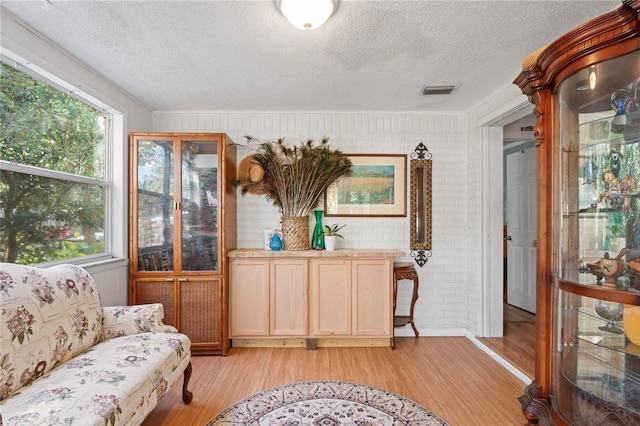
[134,136,220,273]
[553,50,640,424]
[558,51,640,272]
[554,287,640,423]
[180,140,219,272]
[136,139,175,272]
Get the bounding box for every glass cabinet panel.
[136,139,175,272]
[134,137,221,273]
[553,50,640,423]
[181,140,219,271]
[555,289,640,423]
[558,51,640,276]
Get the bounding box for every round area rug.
[206,380,450,425]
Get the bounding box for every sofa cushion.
[0,331,191,426]
[1,264,103,400]
[102,304,177,340]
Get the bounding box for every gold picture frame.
[324,154,407,217]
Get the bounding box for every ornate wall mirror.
[410,142,432,267]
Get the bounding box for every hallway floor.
[479,303,536,378]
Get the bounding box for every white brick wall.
[153,111,469,335]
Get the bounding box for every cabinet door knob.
[532,240,538,248]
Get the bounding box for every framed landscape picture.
[324,154,407,217]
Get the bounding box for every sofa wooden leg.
[182,362,193,404]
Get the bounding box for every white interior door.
[506,147,537,314]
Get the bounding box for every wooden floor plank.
[142,336,527,426]
[479,303,536,379]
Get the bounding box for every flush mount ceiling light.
[278,0,338,30]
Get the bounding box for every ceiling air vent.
[422,85,458,95]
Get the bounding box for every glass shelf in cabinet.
[559,342,640,415]
[570,306,627,349]
[576,113,640,149]
[576,206,634,214]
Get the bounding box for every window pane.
[0,63,106,179]
[0,60,110,266]
[0,170,106,264]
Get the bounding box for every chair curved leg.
[182,362,193,404]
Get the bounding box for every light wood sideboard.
[228,249,404,348]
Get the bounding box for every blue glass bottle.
[269,233,283,251]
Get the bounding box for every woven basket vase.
[281,216,310,250]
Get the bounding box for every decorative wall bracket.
[409,142,432,267]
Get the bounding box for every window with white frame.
[0,55,117,265]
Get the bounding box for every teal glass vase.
[269,233,283,251]
[311,210,325,250]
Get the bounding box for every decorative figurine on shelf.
[611,89,629,134]
[609,150,622,179]
[586,261,605,283]
[592,168,622,210]
[590,168,640,213]
[595,299,624,334]
[620,175,639,212]
[588,248,630,288]
[610,76,640,137]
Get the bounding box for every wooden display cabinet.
[129,132,236,355]
[514,1,640,424]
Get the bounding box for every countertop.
[227,248,405,258]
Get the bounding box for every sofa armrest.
[102,303,177,340]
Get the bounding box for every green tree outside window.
[0,63,107,264]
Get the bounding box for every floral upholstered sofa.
[0,263,192,425]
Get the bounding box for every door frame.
[478,95,533,337]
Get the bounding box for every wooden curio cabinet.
[129,133,236,355]
[515,1,640,424]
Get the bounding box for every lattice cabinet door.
[179,277,224,355]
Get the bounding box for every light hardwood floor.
[491,250,537,379]
[479,303,536,379]
[142,336,529,426]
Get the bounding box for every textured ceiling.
[0,0,622,112]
